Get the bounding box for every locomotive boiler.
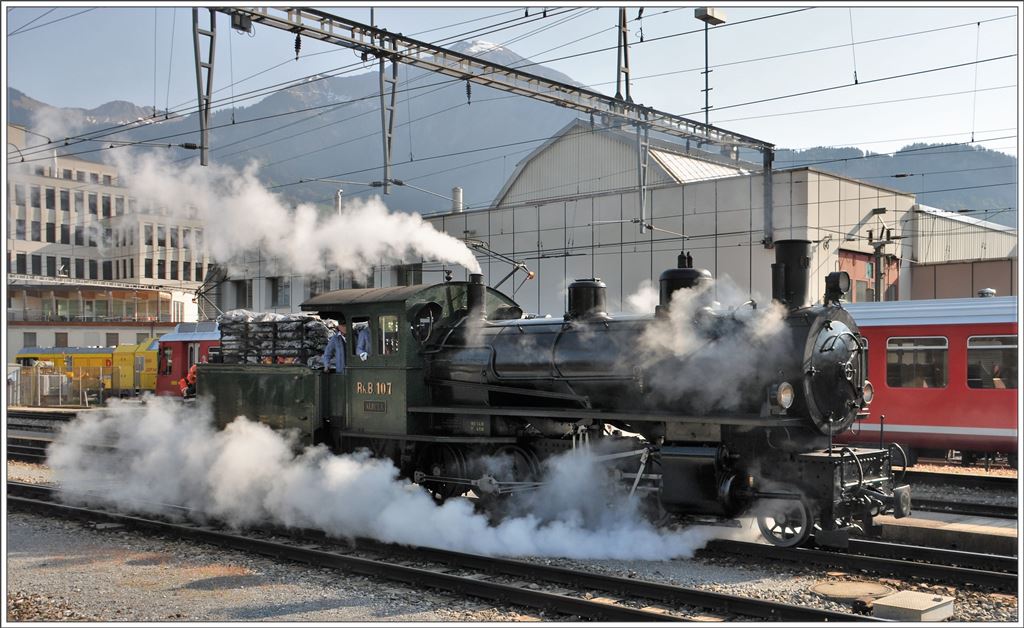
[198,239,911,548]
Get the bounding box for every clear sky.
[3,1,1021,158]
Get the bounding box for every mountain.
[7,39,1019,227]
[776,144,1018,228]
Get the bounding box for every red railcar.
[839,297,1018,466]
[155,322,221,396]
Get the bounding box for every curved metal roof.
[844,296,1017,327]
[301,284,436,310]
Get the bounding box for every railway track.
[704,539,1017,591]
[913,498,1018,520]
[7,481,874,622]
[903,470,1018,491]
[6,408,80,422]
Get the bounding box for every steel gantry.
[204,7,777,246]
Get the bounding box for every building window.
[62,169,72,180]
[170,261,178,280]
[60,257,70,276]
[182,262,191,282]
[115,197,124,215]
[76,171,85,182]
[270,277,291,307]
[233,279,252,309]
[55,332,68,348]
[89,259,98,279]
[157,225,166,247]
[195,229,203,248]
[46,256,56,276]
[45,222,56,243]
[157,259,166,279]
[103,260,113,280]
[74,191,83,212]
[106,333,119,347]
[395,263,423,286]
[88,228,97,247]
[169,227,178,248]
[60,189,69,211]
[88,193,97,215]
[102,195,111,217]
[30,186,40,207]
[182,227,192,249]
[15,184,25,206]
[75,258,85,278]
[855,280,875,303]
[60,224,70,244]
[31,255,42,275]
[16,253,27,274]
[195,263,204,282]
[45,187,55,209]
[90,172,99,183]
[144,224,153,245]
[103,174,112,185]
[15,219,25,240]
[967,336,1017,389]
[24,332,37,348]
[74,226,85,246]
[29,220,40,241]
[144,258,153,278]
[886,337,948,388]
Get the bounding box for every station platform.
[876,510,1018,556]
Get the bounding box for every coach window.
[967,336,1017,389]
[886,337,947,388]
[378,315,399,356]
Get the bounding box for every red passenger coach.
[155,322,221,396]
[840,297,1018,466]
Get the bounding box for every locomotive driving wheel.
[418,444,468,502]
[756,499,813,547]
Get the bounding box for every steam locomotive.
[198,239,911,548]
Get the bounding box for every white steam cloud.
[47,397,734,560]
[629,275,788,412]
[109,152,481,276]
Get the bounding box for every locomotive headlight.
[862,380,875,405]
[774,381,795,409]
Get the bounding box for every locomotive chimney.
[467,273,486,319]
[772,239,812,309]
[656,251,712,316]
[566,278,608,321]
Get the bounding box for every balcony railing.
[7,309,173,323]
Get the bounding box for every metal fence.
[7,363,120,408]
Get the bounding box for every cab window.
[159,346,174,375]
[886,337,947,388]
[379,315,399,355]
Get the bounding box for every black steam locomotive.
[199,239,911,548]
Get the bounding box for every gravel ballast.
[6,461,1018,623]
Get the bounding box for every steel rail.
[705,540,1016,591]
[904,470,1018,491]
[7,482,876,622]
[913,498,1019,520]
[844,538,1018,574]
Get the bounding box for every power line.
[7,8,94,37]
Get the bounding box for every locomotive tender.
[198,239,910,547]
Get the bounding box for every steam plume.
[47,397,730,560]
[109,152,481,275]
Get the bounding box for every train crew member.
[322,321,348,372]
[354,321,371,361]
[179,363,198,398]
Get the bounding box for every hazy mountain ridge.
[7,38,1018,228]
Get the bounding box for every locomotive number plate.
[363,400,387,413]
